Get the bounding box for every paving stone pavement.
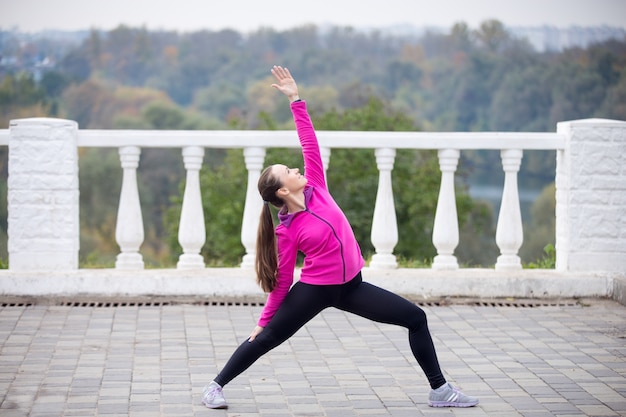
[0,297,625,417]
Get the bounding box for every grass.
[524,244,556,269]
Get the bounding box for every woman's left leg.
[336,275,446,389]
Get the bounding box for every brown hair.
[255,165,284,292]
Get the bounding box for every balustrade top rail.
[0,128,566,150]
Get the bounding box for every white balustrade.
[240,147,266,268]
[320,146,330,184]
[177,146,206,269]
[240,146,329,268]
[115,146,145,269]
[495,149,524,270]
[432,149,460,270]
[369,148,398,269]
[6,120,623,274]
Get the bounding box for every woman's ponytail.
[255,203,278,292]
[255,166,283,293]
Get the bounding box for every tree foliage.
[165,149,246,266]
[167,97,493,266]
[521,183,556,263]
[2,21,624,266]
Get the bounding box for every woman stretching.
[202,65,478,410]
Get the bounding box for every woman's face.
[271,164,307,194]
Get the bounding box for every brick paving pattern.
[0,298,625,416]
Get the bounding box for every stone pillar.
[556,119,626,272]
[8,118,79,270]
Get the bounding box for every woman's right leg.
[336,277,446,389]
[214,282,332,387]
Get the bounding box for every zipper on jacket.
[306,209,346,282]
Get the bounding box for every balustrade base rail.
[0,268,620,304]
[4,118,626,282]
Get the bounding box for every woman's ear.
[276,187,289,198]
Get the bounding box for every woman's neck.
[285,191,306,214]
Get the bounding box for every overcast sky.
[1,0,625,33]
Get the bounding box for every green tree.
[59,48,92,82]
[521,183,555,264]
[599,74,626,120]
[547,51,607,125]
[39,71,71,99]
[165,149,246,266]
[6,22,622,268]
[474,20,512,53]
[456,199,498,266]
[143,102,186,129]
[193,82,244,122]
[78,148,122,267]
[490,65,553,131]
[314,97,489,263]
[450,22,472,51]
[164,96,491,265]
[61,79,110,128]
[0,72,48,123]
[314,98,415,259]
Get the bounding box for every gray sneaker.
[202,381,228,409]
[428,382,478,407]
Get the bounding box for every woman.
[202,65,478,410]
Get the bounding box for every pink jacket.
[258,101,365,327]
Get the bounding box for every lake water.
[468,184,542,223]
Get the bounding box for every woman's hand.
[271,65,300,102]
[248,325,264,342]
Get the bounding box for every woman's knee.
[253,326,290,351]
[254,327,276,347]
[408,306,428,331]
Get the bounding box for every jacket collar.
[278,186,313,228]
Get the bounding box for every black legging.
[214,272,446,389]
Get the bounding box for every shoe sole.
[429,400,478,407]
[202,400,228,409]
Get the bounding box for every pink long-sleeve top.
[257,100,365,327]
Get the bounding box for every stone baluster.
[177,146,206,269]
[240,147,266,268]
[115,146,144,269]
[370,148,398,269]
[495,149,523,270]
[432,149,460,270]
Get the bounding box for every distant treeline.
[0,21,624,267]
